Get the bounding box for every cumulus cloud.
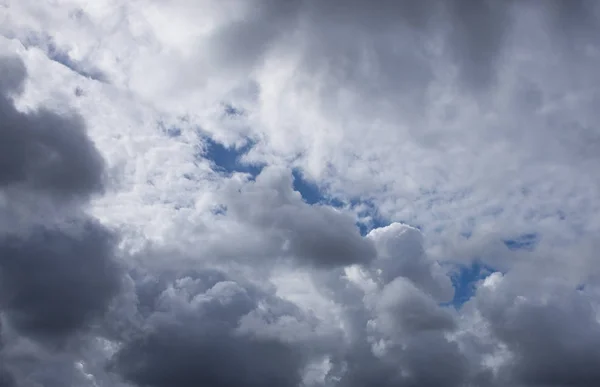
[111,271,309,387]
[367,223,454,302]
[1,1,600,387]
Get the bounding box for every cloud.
[0,55,122,385]
[471,272,600,386]
[367,223,454,302]
[1,1,600,387]
[0,55,26,95]
[371,277,456,336]
[0,55,105,200]
[0,219,121,340]
[219,166,377,268]
[110,270,312,387]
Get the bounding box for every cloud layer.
[1,1,600,386]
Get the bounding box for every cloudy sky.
[1,1,600,386]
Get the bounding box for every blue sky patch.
[292,169,323,205]
[448,261,496,307]
[203,137,262,177]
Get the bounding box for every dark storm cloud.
[0,369,14,387]
[0,56,105,200]
[111,270,308,387]
[281,204,378,268]
[0,322,15,387]
[0,219,121,340]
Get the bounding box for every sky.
[0,1,600,386]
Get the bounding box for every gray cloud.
[0,56,119,342]
[209,0,517,93]
[368,223,454,302]
[0,56,105,200]
[223,167,377,268]
[0,56,27,96]
[0,219,121,340]
[114,326,303,387]
[0,371,14,387]
[334,332,470,387]
[110,270,308,387]
[443,0,512,91]
[373,277,456,335]
[0,56,122,386]
[474,274,600,386]
[0,322,14,387]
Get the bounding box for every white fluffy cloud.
[1,1,600,386]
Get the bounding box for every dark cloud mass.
[0,56,105,199]
[0,220,120,339]
[0,56,119,341]
[111,271,307,387]
[0,56,121,385]
[0,371,14,387]
[114,326,303,387]
[475,276,600,387]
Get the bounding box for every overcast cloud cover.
[1,0,600,386]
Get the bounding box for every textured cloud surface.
[1,1,600,386]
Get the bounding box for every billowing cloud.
[109,269,316,387]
